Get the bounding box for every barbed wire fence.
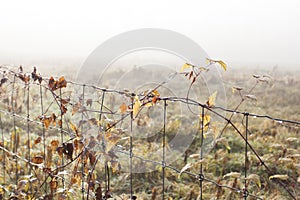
[0,65,299,200]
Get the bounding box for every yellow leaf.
[216,60,227,71]
[180,63,193,72]
[133,96,141,118]
[206,58,227,71]
[206,91,217,107]
[151,90,160,97]
[216,137,231,150]
[200,114,211,128]
[269,174,289,180]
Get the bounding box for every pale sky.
[0,0,299,69]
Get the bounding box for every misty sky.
[0,0,299,69]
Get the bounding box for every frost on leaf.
[206,58,227,71]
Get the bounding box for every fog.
[0,0,299,71]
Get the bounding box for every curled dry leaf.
[216,137,231,150]
[223,172,241,178]
[178,163,193,179]
[269,174,289,181]
[48,76,67,91]
[245,174,261,188]
[206,91,217,107]
[206,58,227,71]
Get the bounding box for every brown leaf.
[40,116,52,129]
[50,180,58,191]
[56,146,64,157]
[32,156,44,164]
[63,143,74,161]
[34,136,42,145]
[152,96,158,104]
[50,140,59,152]
[48,76,56,91]
[95,185,102,200]
[86,99,93,107]
[88,151,96,166]
[72,102,82,115]
[58,119,62,127]
[57,76,67,89]
[60,104,68,115]
[119,103,127,114]
[69,122,78,135]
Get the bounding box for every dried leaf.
[119,103,127,114]
[206,91,217,107]
[86,99,93,107]
[189,154,200,159]
[278,158,293,163]
[223,172,241,178]
[178,163,193,178]
[207,58,227,71]
[246,174,261,188]
[57,76,67,89]
[69,122,78,135]
[32,156,44,164]
[60,104,68,115]
[232,86,243,94]
[245,94,257,101]
[63,143,74,161]
[48,76,56,91]
[72,102,82,115]
[200,114,210,129]
[216,137,231,150]
[269,174,289,181]
[95,185,102,200]
[34,136,42,145]
[133,96,141,118]
[151,90,160,97]
[50,180,58,191]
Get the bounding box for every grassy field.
[0,65,299,199]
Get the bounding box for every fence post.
[243,112,249,199]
